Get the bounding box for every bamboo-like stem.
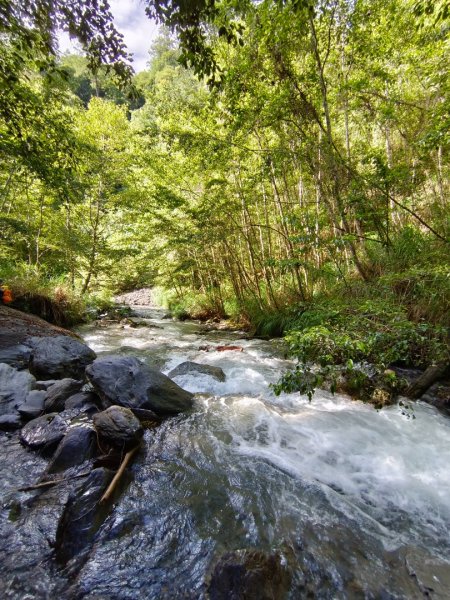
[99,444,140,505]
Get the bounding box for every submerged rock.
[0,362,35,415]
[93,406,143,449]
[169,361,226,382]
[208,549,291,600]
[44,378,83,412]
[20,413,68,451]
[86,355,194,416]
[28,335,96,380]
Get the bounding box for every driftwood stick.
[17,470,92,492]
[99,444,140,505]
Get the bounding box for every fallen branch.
[99,444,140,505]
[17,470,91,492]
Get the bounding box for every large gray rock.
[86,355,194,416]
[20,413,68,451]
[0,362,36,415]
[44,378,83,412]
[93,406,143,449]
[168,361,226,382]
[28,335,96,380]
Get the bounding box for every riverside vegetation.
[0,0,449,404]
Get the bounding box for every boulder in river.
[0,362,35,415]
[44,378,83,412]
[93,406,143,449]
[168,361,226,382]
[86,355,194,416]
[28,335,96,380]
[20,413,68,451]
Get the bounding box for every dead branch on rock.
[17,470,92,492]
[99,443,140,505]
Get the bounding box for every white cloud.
[58,0,159,72]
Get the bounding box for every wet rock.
[207,549,291,600]
[35,379,57,391]
[93,406,143,449]
[129,406,162,423]
[47,425,97,473]
[55,467,114,566]
[0,343,32,369]
[28,335,96,380]
[169,361,226,382]
[420,380,450,413]
[44,378,83,412]
[0,362,36,415]
[64,391,100,412]
[86,355,194,416]
[20,413,68,451]
[18,389,46,420]
[0,413,22,430]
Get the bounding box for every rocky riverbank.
[0,306,195,596]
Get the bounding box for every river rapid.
[65,306,449,598]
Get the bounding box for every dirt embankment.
[0,305,78,350]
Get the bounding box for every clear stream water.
[71,307,450,598]
[1,306,449,599]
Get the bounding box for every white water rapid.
[74,306,450,598]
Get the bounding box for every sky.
[58,0,159,72]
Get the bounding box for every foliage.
[0,0,448,379]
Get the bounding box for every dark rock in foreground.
[208,549,291,600]
[86,356,194,416]
[55,467,114,566]
[47,425,97,473]
[20,413,68,451]
[169,361,226,382]
[93,406,143,449]
[0,363,35,415]
[28,335,96,380]
[44,378,83,412]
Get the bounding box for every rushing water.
[67,307,450,598]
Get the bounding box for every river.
[71,306,450,598]
[2,306,450,598]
